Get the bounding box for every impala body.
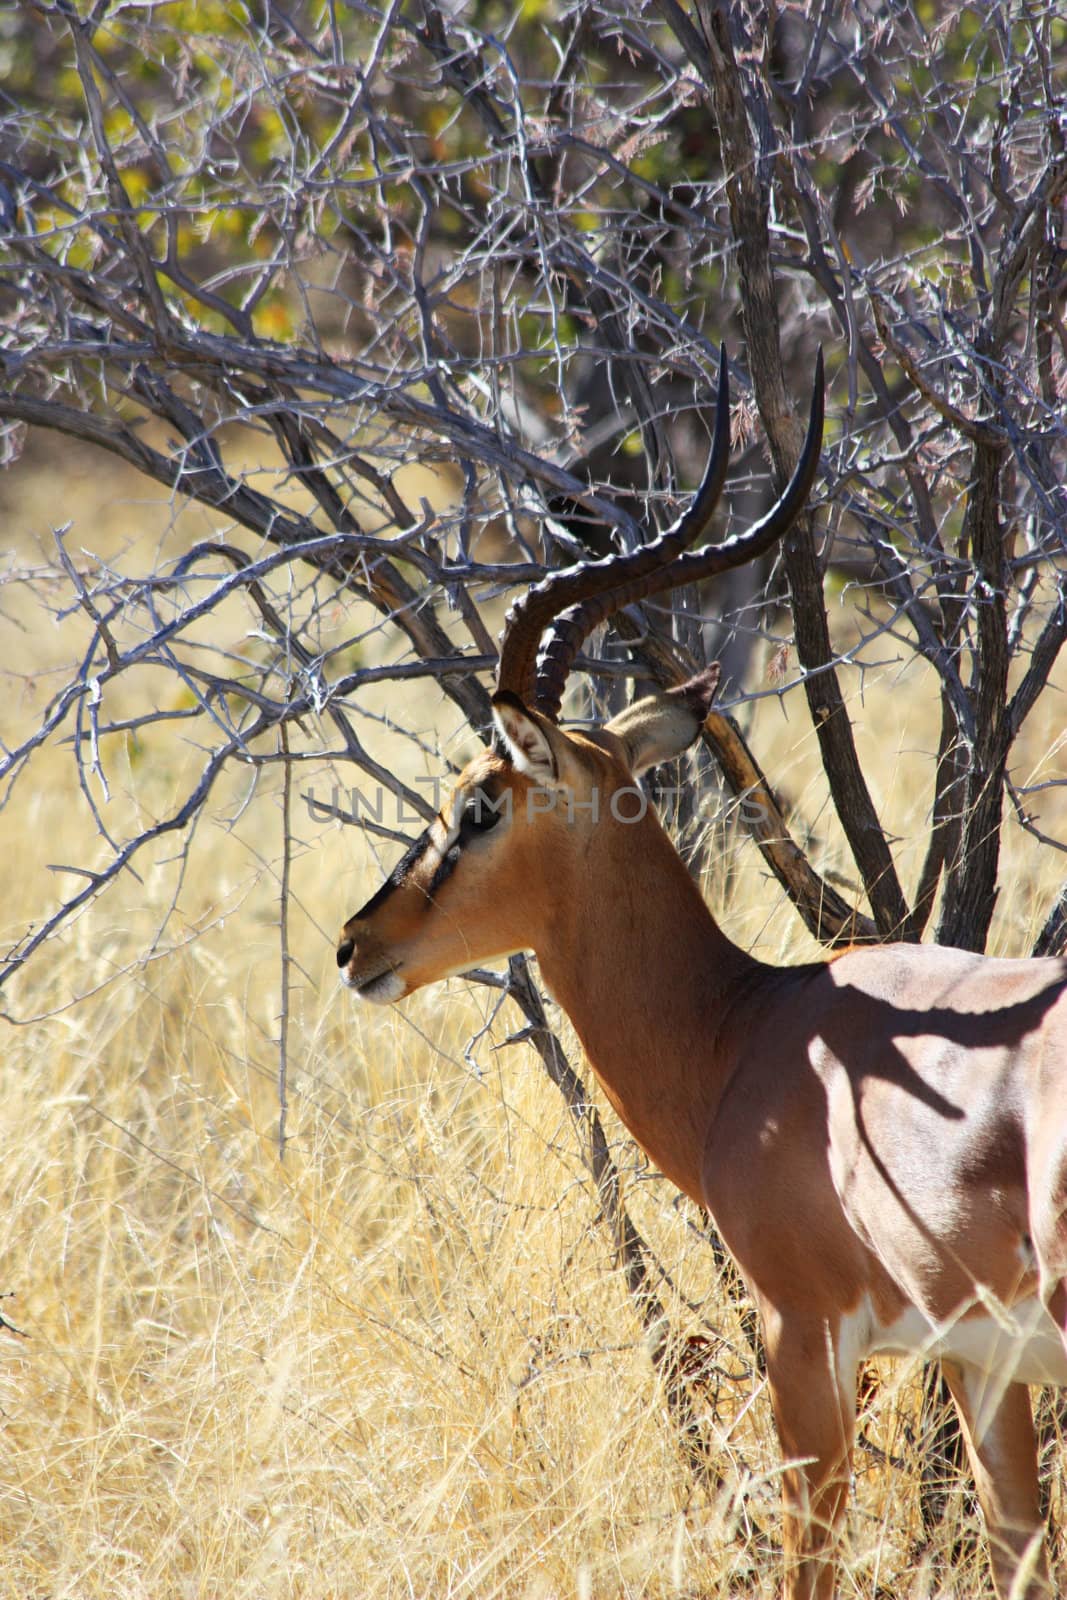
[336,356,1067,1598]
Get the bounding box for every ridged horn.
[496,347,825,722]
[494,344,731,708]
[535,349,825,718]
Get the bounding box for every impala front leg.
[762,1307,857,1600]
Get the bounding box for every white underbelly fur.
[873,1297,1067,1384]
[839,1294,1067,1441]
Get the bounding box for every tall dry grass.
[1,437,1065,1597]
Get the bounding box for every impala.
[337,351,1067,1599]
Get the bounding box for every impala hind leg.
[763,1312,857,1600]
[940,1362,1048,1599]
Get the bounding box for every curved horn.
[535,348,824,717]
[495,344,732,710]
[496,348,825,722]
[537,358,831,726]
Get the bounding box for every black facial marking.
[425,788,504,901]
[350,784,508,920]
[354,825,434,919]
[427,842,462,898]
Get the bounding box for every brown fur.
[338,682,1067,1600]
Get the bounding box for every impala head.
[337,347,824,1003]
[336,667,723,1001]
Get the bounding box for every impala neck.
[531,809,779,1202]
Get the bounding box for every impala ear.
[491,692,562,785]
[665,663,722,724]
[606,664,721,777]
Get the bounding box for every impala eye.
[461,792,504,835]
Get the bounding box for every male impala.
[336,352,1067,1599]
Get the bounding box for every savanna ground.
[2,439,1065,1600]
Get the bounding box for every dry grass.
[2,438,1065,1597]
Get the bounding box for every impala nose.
[337,936,354,968]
